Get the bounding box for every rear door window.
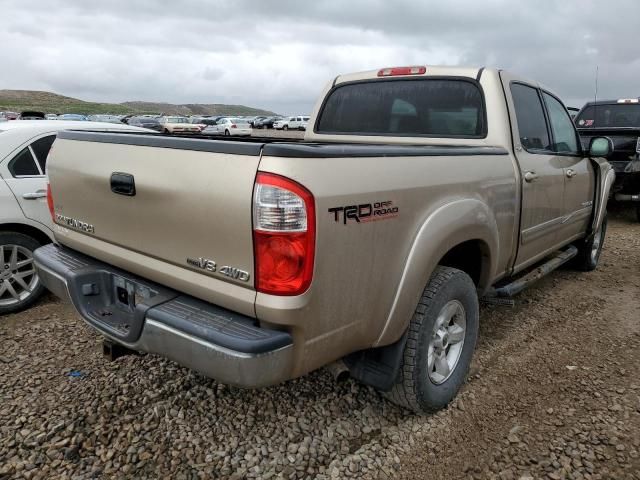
[316,79,485,137]
[8,147,40,176]
[510,83,551,152]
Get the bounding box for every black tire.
[0,232,46,315]
[283,125,288,131]
[224,130,230,136]
[385,266,479,413]
[163,129,170,135]
[572,215,607,271]
[636,206,640,223]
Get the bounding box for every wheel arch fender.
[589,157,615,236]
[374,198,499,347]
[0,219,54,245]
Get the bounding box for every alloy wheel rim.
[0,244,39,307]
[427,300,467,385]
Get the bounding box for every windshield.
[576,104,640,128]
[317,79,485,137]
[166,117,188,123]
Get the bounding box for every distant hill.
[121,101,276,116]
[0,90,277,116]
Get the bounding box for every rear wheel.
[572,215,607,271]
[0,232,46,315]
[224,130,230,136]
[385,266,479,413]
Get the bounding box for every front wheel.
[0,232,46,315]
[283,125,288,131]
[385,266,479,413]
[572,215,607,271]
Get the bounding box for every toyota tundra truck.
[34,66,614,413]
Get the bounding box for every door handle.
[22,192,47,200]
[523,171,539,182]
[566,169,576,178]
[111,172,136,196]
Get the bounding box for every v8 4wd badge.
[186,257,250,282]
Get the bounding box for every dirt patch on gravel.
[0,208,638,480]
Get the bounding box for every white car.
[201,118,252,136]
[273,116,310,131]
[0,120,152,313]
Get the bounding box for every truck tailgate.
[47,131,262,313]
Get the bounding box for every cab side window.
[542,92,580,154]
[510,83,551,152]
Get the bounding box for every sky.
[2,0,640,115]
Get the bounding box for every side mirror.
[589,137,614,157]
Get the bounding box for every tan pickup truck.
[35,66,614,413]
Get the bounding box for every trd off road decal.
[328,201,398,224]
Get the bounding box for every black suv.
[575,99,640,221]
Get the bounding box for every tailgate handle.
[110,172,136,196]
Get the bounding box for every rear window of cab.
[316,78,486,138]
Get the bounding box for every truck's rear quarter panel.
[257,149,517,376]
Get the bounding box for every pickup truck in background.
[35,66,614,413]
[575,98,640,221]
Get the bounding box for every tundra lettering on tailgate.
[55,214,95,234]
[328,201,399,224]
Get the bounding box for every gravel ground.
[0,206,638,480]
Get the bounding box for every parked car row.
[1,111,312,135]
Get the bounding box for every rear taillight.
[231,124,237,128]
[377,66,426,77]
[253,173,315,296]
[46,183,55,221]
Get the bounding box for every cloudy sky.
[2,0,640,114]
